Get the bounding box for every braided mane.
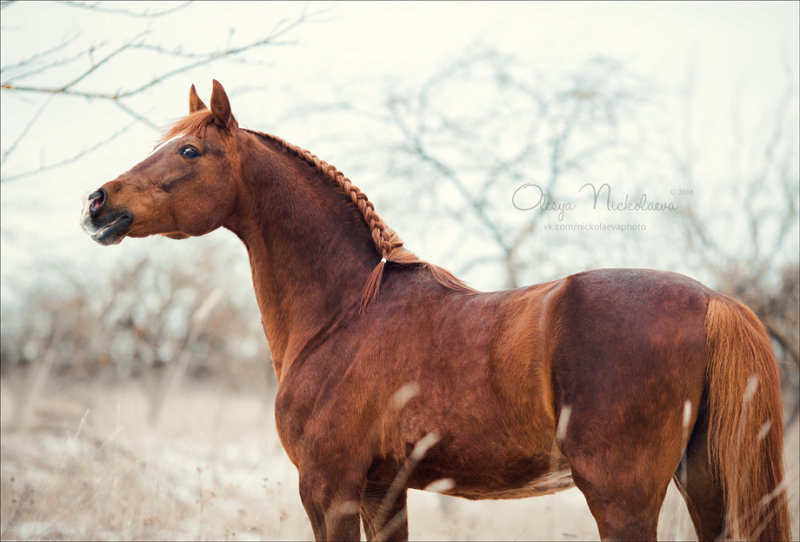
[243,129,474,311]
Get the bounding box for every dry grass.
[1,376,797,541]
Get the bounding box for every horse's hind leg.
[570,468,667,540]
[672,405,725,541]
[561,412,684,540]
[360,480,408,541]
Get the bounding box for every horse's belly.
[441,466,574,500]
[447,468,574,500]
[406,451,574,501]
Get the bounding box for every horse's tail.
[704,294,791,541]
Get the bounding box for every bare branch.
[112,101,159,131]
[61,0,193,18]
[2,47,88,86]
[2,8,310,102]
[391,104,511,253]
[58,31,148,92]
[1,95,53,163]
[1,117,139,183]
[115,30,299,99]
[1,3,317,175]
[1,33,82,75]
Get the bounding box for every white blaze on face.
[147,133,185,157]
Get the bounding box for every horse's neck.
[229,136,378,380]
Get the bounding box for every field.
[1,375,798,541]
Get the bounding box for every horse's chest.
[273,384,313,467]
[272,375,364,467]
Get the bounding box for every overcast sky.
[1,1,798,300]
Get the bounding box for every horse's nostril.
[89,188,106,215]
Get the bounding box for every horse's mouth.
[83,213,133,246]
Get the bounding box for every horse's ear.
[210,79,237,130]
[189,84,207,113]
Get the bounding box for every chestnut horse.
[82,81,790,541]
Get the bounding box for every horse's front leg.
[299,468,364,541]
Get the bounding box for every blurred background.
[1,1,798,540]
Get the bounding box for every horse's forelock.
[159,110,216,145]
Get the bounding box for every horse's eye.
[179,146,200,159]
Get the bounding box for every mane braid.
[243,128,475,311]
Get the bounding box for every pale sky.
[1,1,798,301]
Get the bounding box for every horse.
[81,80,790,541]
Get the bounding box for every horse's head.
[82,80,241,245]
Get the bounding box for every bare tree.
[1,1,320,183]
[356,47,649,288]
[671,68,800,419]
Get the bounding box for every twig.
[1,116,139,183]
[390,106,510,255]
[59,31,148,92]
[61,0,193,18]
[113,100,159,130]
[1,95,52,163]
[2,10,308,101]
[1,33,83,77]
[1,3,319,179]
[2,48,88,86]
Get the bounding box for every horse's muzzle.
[81,188,133,245]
